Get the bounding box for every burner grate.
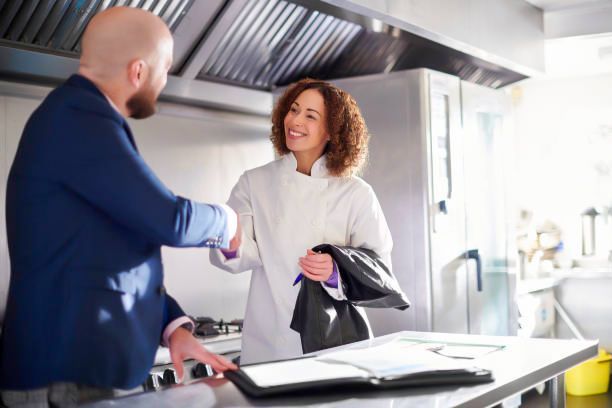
[192,316,243,338]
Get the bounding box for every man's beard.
[126,85,157,119]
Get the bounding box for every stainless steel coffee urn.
[581,207,599,256]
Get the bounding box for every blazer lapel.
[121,120,139,153]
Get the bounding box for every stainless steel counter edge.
[458,340,598,408]
[516,277,559,295]
[83,331,599,408]
[552,268,612,279]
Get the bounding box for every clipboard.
[224,354,493,398]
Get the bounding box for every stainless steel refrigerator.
[334,69,517,336]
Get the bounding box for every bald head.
[80,7,172,78]
[78,7,173,118]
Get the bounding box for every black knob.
[192,363,212,378]
[143,373,161,391]
[163,368,178,385]
[230,319,244,332]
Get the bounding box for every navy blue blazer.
[0,75,229,390]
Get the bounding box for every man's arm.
[60,114,235,248]
[162,294,237,379]
[161,294,191,345]
[210,173,262,271]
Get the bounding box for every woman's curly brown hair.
[270,78,369,177]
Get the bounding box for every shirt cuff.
[218,204,238,248]
[162,316,194,347]
[221,247,239,260]
[212,245,242,266]
[324,261,339,288]
[321,262,346,300]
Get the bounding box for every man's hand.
[168,327,237,382]
[298,249,334,282]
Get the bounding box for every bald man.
[0,7,240,407]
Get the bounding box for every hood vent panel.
[0,0,527,92]
[191,0,361,90]
[186,0,525,89]
[0,0,193,53]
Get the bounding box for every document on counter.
[391,337,505,359]
[432,344,503,359]
[238,357,369,388]
[224,337,494,397]
[317,338,495,378]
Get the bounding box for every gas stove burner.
[191,316,243,338]
[229,318,244,332]
[193,316,215,324]
[194,322,220,337]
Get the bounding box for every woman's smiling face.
[283,88,329,156]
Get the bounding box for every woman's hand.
[299,249,334,282]
[226,217,242,252]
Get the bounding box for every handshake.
[226,209,242,253]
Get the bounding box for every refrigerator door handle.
[438,200,448,214]
[466,249,483,291]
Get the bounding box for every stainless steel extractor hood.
[0,0,529,114]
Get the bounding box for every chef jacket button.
[157,285,166,296]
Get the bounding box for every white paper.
[241,358,369,388]
[432,344,502,359]
[240,338,496,388]
[317,339,481,379]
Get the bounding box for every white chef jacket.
[210,153,393,364]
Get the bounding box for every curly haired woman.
[210,78,393,364]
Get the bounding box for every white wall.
[128,110,273,320]
[512,73,612,259]
[0,91,273,321]
[544,2,612,39]
[0,96,41,321]
[0,97,6,319]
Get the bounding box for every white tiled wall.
[0,96,55,321]
[0,90,273,322]
[512,73,612,259]
[0,96,6,321]
[0,96,34,322]
[128,110,273,320]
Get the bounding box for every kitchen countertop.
[517,266,612,295]
[516,277,559,295]
[83,330,596,408]
[551,267,612,279]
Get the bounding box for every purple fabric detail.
[222,249,238,259]
[324,261,339,288]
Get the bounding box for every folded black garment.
[290,244,410,354]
